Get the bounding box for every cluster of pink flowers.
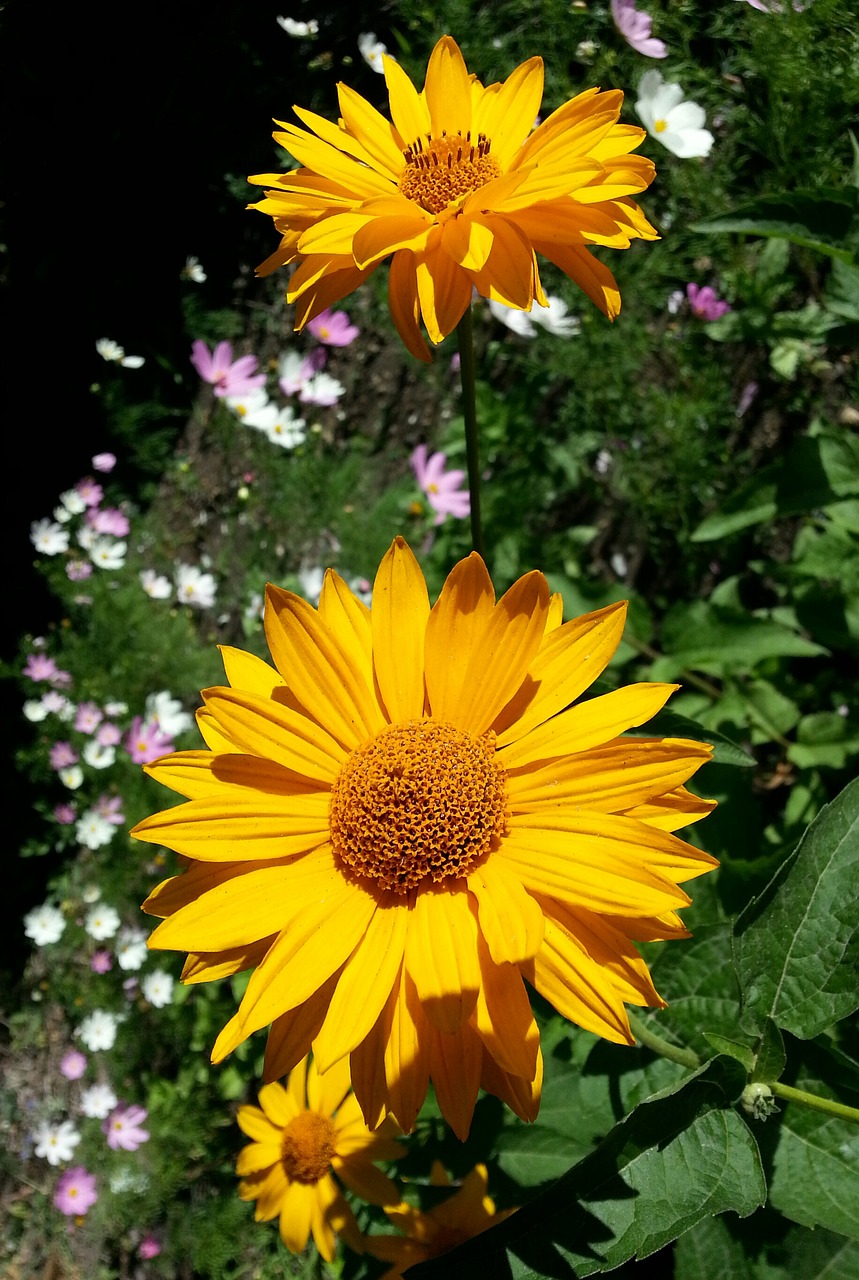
[23,653,72,686]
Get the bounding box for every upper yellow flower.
[248,35,658,360]
[133,538,716,1140]
[363,1162,515,1277]
[235,1053,403,1260]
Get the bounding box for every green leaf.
[691,434,859,541]
[733,777,859,1039]
[673,1214,753,1280]
[752,1020,786,1085]
[650,601,826,681]
[767,1044,859,1240]
[408,1058,765,1279]
[704,1035,755,1073]
[689,190,859,263]
[676,1218,859,1280]
[639,708,756,768]
[642,923,749,1059]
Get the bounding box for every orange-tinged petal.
[440,213,495,271]
[313,897,409,1071]
[467,215,536,309]
[415,243,474,343]
[372,537,429,721]
[384,52,431,144]
[471,936,540,1079]
[352,204,433,270]
[494,601,628,746]
[350,975,398,1131]
[424,552,495,721]
[273,124,393,197]
[263,972,341,1082]
[531,237,621,319]
[424,36,473,139]
[427,1018,483,1141]
[294,100,400,180]
[306,1053,352,1116]
[181,938,273,984]
[311,1175,356,1261]
[475,56,544,166]
[200,686,344,783]
[467,856,545,965]
[385,971,432,1134]
[501,682,677,768]
[388,249,431,361]
[481,1046,543,1123]
[264,585,385,747]
[132,791,330,863]
[334,1154,402,1207]
[405,886,480,1033]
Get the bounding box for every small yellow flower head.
[235,1054,403,1260]
[134,538,716,1141]
[248,36,658,359]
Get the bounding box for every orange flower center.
[399,132,501,215]
[281,1111,336,1183]
[329,719,508,894]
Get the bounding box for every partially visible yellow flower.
[363,1162,515,1277]
[248,35,658,360]
[235,1053,403,1260]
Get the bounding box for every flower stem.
[456,306,485,559]
[769,1081,859,1126]
[627,1012,701,1069]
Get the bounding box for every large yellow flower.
[133,538,716,1139]
[363,1162,516,1277]
[235,1053,403,1260]
[248,35,657,360]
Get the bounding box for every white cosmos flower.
[77,1010,119,1051]
[59,764,84,790]
[533,296,581,337]
[96,338,145,368]
[635,70,714,157]
[298,372,344,407]
[76,810,115,850]
[59,489,87,516]
[175,563,217,609]
[145,691,193,738]
[83,740,116,769]
[276,15,319,36]
[23,700,49,723]
[358,31,388,72]
[141,970,174,1008]
[33,1119,81,1166]
[226,387,269,419]
[80,1082,119,1119]
[85,904,121,940]
[140,568,172,599]
[30,519,70,556]
[488,298,537,337]
[89,537,127,570]
[24,902,66,946]
[182,255,207,282]
[116,929,149,971]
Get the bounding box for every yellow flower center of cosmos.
[399,132,502,216]
[654,119,668,133]
[329,719,508,894]
[281,1112,336,1183]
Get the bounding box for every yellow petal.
[200,686,344,783]
[440,213,495,271]
[424,552,495,722]
[298,210,372,256]
[264,585,385,748]
[467,215,537,309]
[263,972,341,1083]
[306,1053,352,1116]
[144,749,310,800]
[424,36,473,139]
[405,886,480,1034]
[236,1142,280,1176]
[427,1018,483,1142]
[278,1180,317,1255]
[543,898,664,1008]
[471,936,540,1079]
[474,56,544,167]
[415,243,475,344]
[624,786,717,832]
[237,1103,283,1143]
[313,897,409,1071]
[384,52,431,144]
[481,1046,543,1124]
[334,1154,401,1208]
[352,204,433,270]
[132,790,330,862]
[524,911,635,1044]
[531,237,621,319]
[371,537,429,721]
[219,644,286,696]
[317,569,374,694]
[195,707,236,753]
[467,856,545,965]
[388,249,431,361]
[336,83,406,179]
[181,939,272,985]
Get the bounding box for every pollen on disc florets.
[281,1112,336,1183]
[399,131,502,216]
[330,719,508,894]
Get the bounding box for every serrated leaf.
[651,601,826,681]
[408,1058,765,1280]
[674,1214,754,1280]
[733,777,859,1039]
[690,190,859,263]
[641,923,749,1059]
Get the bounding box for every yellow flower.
[133,537,716,1140]
[363,1162,515,1277]
[235,1053,403,1260]
[248,35,657,360]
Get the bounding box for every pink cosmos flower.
[96,722,122,747]
[60,1050,88,1080]
[75,702,104,734]
[76,479,104,507]
[687,282,732,321]
[91,950,113,974]
[95,794,126,825]
[54,803,77,825]
[307,307,360,346]
[23,654,65,683]
[92,452,117,473]
[88,507,131,536]
[611,0,667,57]
[278,348,326,397]
[410,445,471,525]
[190,340,267,398]
[50,742,79,771]
[103,1102,149,1151]
[53,1166,98,1216]
[125,717,174,765]
[139,1236,162,1260]
[66,560,94,582]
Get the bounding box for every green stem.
[769,1081,859,1126]
[455,306,485,559]
[627,1012,701,1069]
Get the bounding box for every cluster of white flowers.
[95,338,145,368]
[276,14,318,36]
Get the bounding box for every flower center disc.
[330,719,507,894]
[281,1112,336,1183]
[399,132,502,215]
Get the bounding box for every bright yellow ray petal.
[297,210,372,256]
[388,249,432,361]
[372,537,430,721]
[236,1142,281,1176]
[531,237,621,319]
[236,1104,283,1143]
[132,791,330,863]
[336,82,406,178]
[247,1163,289,1218]
[258,1078,297,1127]
[475,56,543,166]
[311,1175,355,1261]
[384,52,431,144]
[263,974,341,1084]
[467,856,545,965]
[405,886,480,1034]
[278,1179,317,1255]
[424,35,473,138]
[219,645,286,696]
[143,749,312,800]
[334,1154,401,1207]
[352,204,434,269]
[196,707,237,753]
[471,936,540,1079]
[501,683,678,769]
[623,786,717,832]
[467,215,537,310]
[524,913,634,1044]
[181,938,273,985]
[493,600,628,746]
[306,1053,352,1117]
[317,569,374,694]
[427,1018,483,1142]
[144,860,266,918]
[349,975,398,1131]
[541,898,664,1009]
[264,585,385,748]
[415,242,475,343]
[480,1046,543,1124]
[424,552,495,721]
[313,897,409,1071]
[440,212,495,271]
[273,124,393,197]
[200,686,344,783]
[384,969,432,1134]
